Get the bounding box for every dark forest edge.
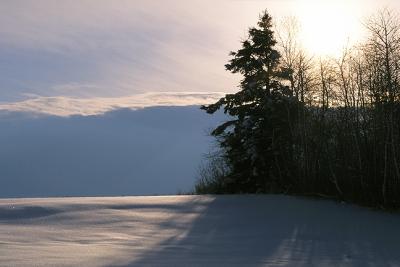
[195,9,400,209]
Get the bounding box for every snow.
[0,195,399,266]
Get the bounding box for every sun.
[294,0,364,57]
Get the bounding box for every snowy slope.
[0,195,399,267]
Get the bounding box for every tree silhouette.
[201,11,297,193]
[199,8,400,208]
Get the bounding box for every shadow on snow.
[117,195,400,267]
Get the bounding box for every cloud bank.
[0,92,226,116]
[0,106,227,197]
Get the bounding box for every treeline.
[197,9,400,208]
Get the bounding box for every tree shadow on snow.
[116,195,400,267]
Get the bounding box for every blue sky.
[0,0,398,115]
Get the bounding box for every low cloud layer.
[0,92,226,116]
[0,106,226,197]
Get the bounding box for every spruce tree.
[201,10,297,193]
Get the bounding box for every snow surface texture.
[0,195,399,267]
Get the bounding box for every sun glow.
[295,0,365,57]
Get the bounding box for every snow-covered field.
[0,195,399,267]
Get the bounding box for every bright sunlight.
[295,0,365,57]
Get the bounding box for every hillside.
[1,195,399,266]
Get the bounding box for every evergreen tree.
[201,11,297,193]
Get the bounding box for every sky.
[0,0,399,116]
[0,106,226,197]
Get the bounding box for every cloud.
[0,92,226,117]
[1,1,393,102]
[0,105,227,197]
[0,0,286,101]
